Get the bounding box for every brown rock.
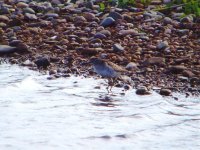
[167,65,187,74]
[182,70,195,78]
[160,89,172,96]
[143,57,165,66]
[118,29,138,36]
[136,86,151,95]
[0,15,9,23]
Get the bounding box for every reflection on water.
[0,64,200,150]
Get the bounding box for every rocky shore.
[0,0,200,96]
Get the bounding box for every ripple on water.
[0,63,200,150]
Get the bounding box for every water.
[0,63,200,150]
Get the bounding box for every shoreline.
[0,0,200,96]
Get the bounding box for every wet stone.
[160,89,172,96]
[34,56,50,69]
[136,86,151,95]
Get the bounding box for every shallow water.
[0,64,200,150]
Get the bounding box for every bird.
[90,57,128,92]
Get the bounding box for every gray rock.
[113,43,124,52]
[176,29,189,36]
[163,17,173,25]
[25,13,37,20]
[125,62,138,70]
[44,13,59,18]
[98,30,111,36]
[108,11,123,21]
[94,33,106,39]
[0,45,17,54]
[9,40,22,47]
[23,7,35,14]
[157,41,169,50]
[180,15,193,23]
[178,76,189,82]
[136,86,151,95]
[160,89,172,96]
[100,17,115,27]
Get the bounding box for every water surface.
[0,64,200,150]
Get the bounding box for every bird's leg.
[108,78,116,93]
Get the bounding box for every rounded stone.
[157,41,169,50]
[160,89,172,96]
[113,43,124,52]
[136,86,151,95]
[23,7,35,14]
[100,17,115,27]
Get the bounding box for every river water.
[0,63,200,150]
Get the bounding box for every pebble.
[168,65,187,74]
[136,86,151,95]
[0,15,9,23]
[160,89,172,96]
[118,29,138,36]
[143,57,165,66]
[100,17,115,27]
[25,13,37,20]
[34,56,50,69]
[113,43,124,52]
[94,33,106,39]
[157,41,169,50]
[16,2,28,8]
[23,7,35,14]
[163,17,173,25]
[125,62,138,70]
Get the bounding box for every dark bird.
[90,57,128,92]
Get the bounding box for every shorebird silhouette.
[90,57,128,92]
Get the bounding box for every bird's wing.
[107,61,127,72]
